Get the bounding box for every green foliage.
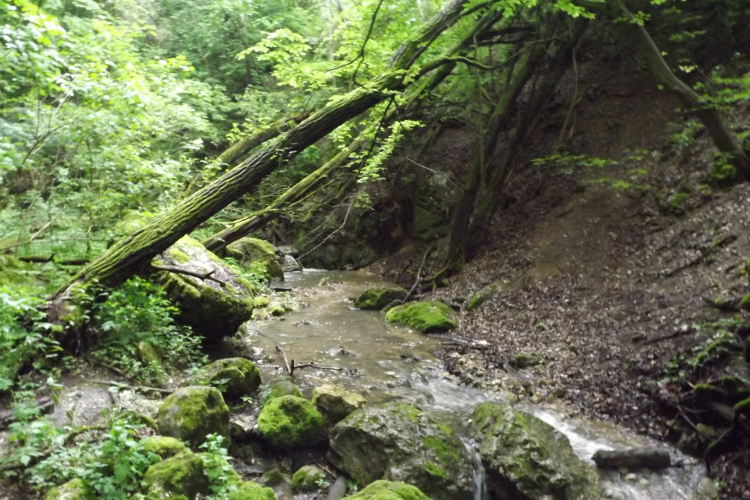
[199,433,237,500]
[222,257,269,291]
[91,277,206,384]
[708,153,737,186]
[0,287,61,391]
[664,320,744,382]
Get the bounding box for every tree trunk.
[202,8,507,253]
[52,0,478,297]
[442,17,587,275]
[607,0,750,180]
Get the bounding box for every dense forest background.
[1,0,750,498]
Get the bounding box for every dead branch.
[151,264,226,286]
[91,379,173,395]
[404,247,432,303]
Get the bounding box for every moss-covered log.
[51,0,479,297]
[202,9,506,253]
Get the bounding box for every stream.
[244,269,705,500]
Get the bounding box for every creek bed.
[242,269,705,500]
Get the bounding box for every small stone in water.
[624,473,637,482]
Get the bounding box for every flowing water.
[244,269,705,500]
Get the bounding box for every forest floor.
[372,57,750,498]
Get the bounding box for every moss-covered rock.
[473,402,603,500]
[158,235,255,341]
[466,282,503,311]
[189,358,262,400]
[259,380,303,407]
[157,386,230,449]
[257,395,325,449]
[44,478,91,500]
[292,465,327,492]
[228,481,279,500]
[142,452,209,500]
[346,481,433,500]
[225,238,284,281]
[312,384,366,422]
[259,469,291,487]
[385,301,456,333]
[512,352,544,369]
[142,436,188,459]
[354,288,407,310]
[329,403,472,500]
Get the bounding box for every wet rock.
[382,299,403,313]
[327,475,348,500]
[259,380,303,407]
[282,254,303,272]
[157,386,230,449]
[225,237,284,281]
[385,301,456,333]
[691,477,720,500]
[473,402,603,500]
[312,384,366,422]
[142,435,188,459]
[466,281,503,311]
[354,287,407,310]
[329,403,473,500]
[158,235,255,341]
[229,481,279,500]
[230,414,258,442]
[346,480,433,500]
[260,469,293,487]
[592,447,670,470]
[44,478,90,500]
[142,452,209,500]
[292,465,327,492]
[257,395,325,449]
[189,358,262,400]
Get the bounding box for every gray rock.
[329,403,473,500]
[281,254,303,272]
[312,384,366,422]
[277,245,300,257]
[225,237,284,281]
[473,402,603,500]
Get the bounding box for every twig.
[404,158,459,188]
[87,358,138,384]
[639,327,696,345]
[151,264,226,286]
[91,379,173,395]
[276,345,292,375]
[292,363,345,372]
[404,247,432,303]
[298,198,355,261]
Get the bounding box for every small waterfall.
[462,438,488,500]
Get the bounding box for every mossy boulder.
[312,384,366,422]
[257,395,325,449]
[44,478,91,500]
[328,403,472,500]
[158,235,255,341]
[157,386,230,449]
[473,402,603,500]
[228,481,279,500]
[225,237,284,281]
[466,281,503,311]
[512,352,544,369]
[385,301,456,333]
[346,481,433,500]
[142,436,188,459]
[142,452,209,500]
[292,465,327,492]
[354,287,407,310]
[259,380,303,407]
[189,358,262,400]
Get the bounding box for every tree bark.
[442,17,587,274]
[606,0,750,180]
[52,0,479,297]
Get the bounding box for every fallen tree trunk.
[202,8,507,253]
[51,0,480,298]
